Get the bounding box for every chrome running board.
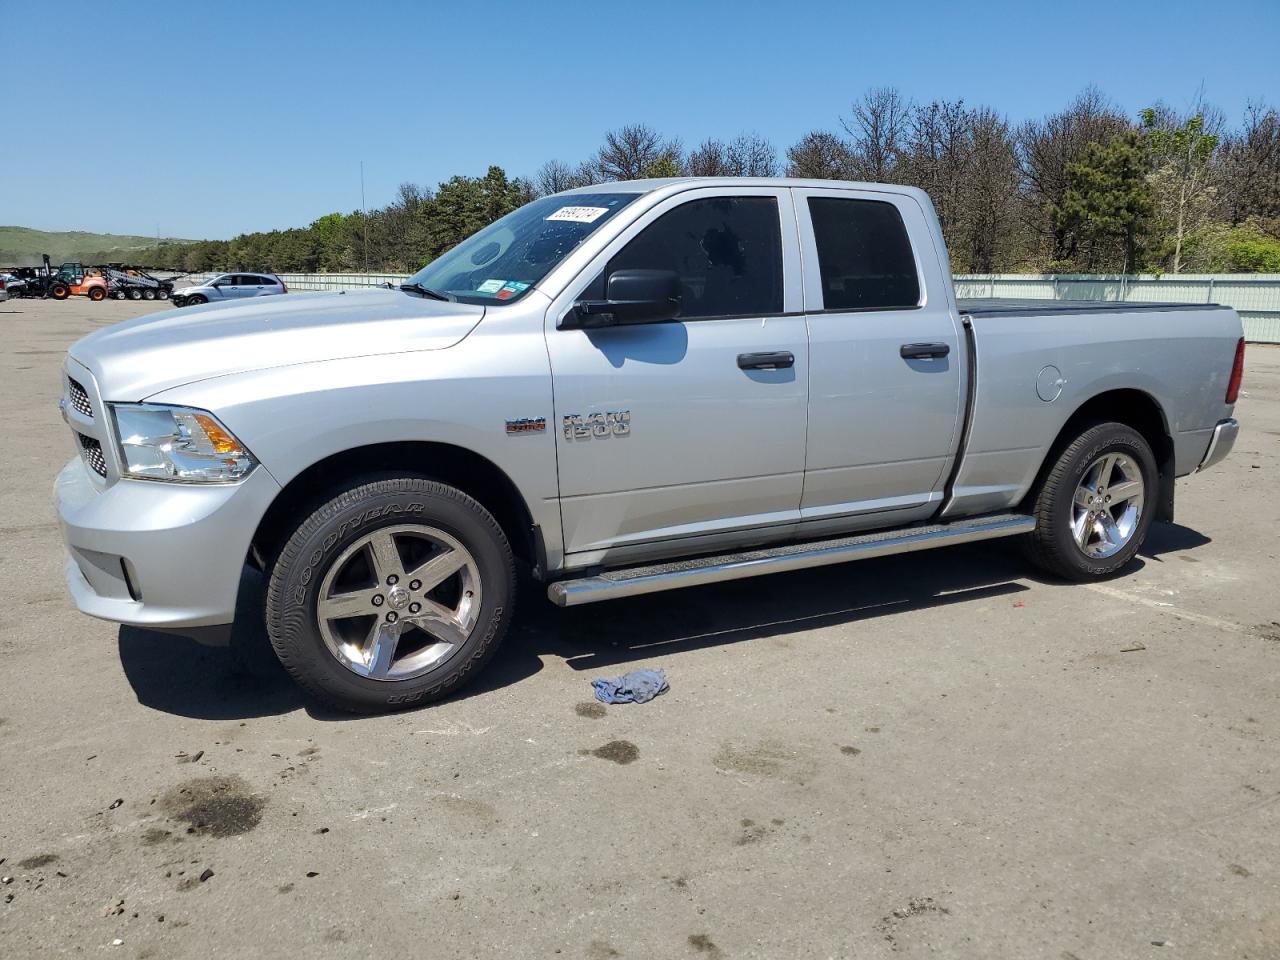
[547,513,1036,607]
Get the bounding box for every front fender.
[147,321,562,563]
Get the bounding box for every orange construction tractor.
[49,261,110,302]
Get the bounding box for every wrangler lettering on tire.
[265,477,515,713]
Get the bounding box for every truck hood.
[69,290,486,400]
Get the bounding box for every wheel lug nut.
[386,612,398,623]
[409,580,421,591]
[372,595,384,606]
[386,575,399,586]
[409,602,421,614]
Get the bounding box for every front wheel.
[186,294,206,305]
[265,477,516,713]
[88,286,106,302]
[50,282,70,300]
[1024,422,1157,581]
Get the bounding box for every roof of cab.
[556,176,930,200]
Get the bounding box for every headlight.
[111,403,258,482]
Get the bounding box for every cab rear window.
[808,197,920,310]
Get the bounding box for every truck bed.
[957,298,1227,317]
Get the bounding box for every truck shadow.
[116,522,1209,720]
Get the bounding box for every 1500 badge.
[562,410,631,440]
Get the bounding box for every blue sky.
[5,0,1277,240]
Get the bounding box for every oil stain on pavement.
[157,775,265,838]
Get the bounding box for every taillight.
[280,278,288,293]
[1226,337,1245,404]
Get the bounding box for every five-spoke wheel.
[265,477,515,713]
[316,525,481,681]
[1024,422,1157,580]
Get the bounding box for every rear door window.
[807,197,920,310]
[606,196,783,320]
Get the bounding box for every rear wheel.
[157,289,169,300]
[128,288,143,300]
[142,288,155,300]
[265,477,515,713]
[1024,422,1156,581]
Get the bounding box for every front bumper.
[55,456,280,628]
[1196,418,1239,473]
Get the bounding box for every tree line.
[131,86,1280,276]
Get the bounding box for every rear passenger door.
[794,188,965,533]
[547,188,809,563]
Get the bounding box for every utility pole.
[360,161,369,273]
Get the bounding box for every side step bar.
[547,513,1036,607]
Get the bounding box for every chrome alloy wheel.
[1071,453,1145,560]
[315,524,482,681]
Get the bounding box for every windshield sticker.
[545,206,610,224]
[476,279,506,293]
[495,281,531,301]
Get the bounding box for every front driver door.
[546,187,809,564]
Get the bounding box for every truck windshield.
[403,193,638,305]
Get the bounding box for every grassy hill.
[0,226,199,266]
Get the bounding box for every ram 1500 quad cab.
[55,178,1245,712]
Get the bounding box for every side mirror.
[566,269,681,329]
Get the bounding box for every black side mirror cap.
[563,269,681,329]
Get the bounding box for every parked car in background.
[1,272,26,298]
[171,273,287,307]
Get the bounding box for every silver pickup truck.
[55,177,1245,712]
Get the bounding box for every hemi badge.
[506,417,546,435]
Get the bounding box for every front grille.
[68,377,93,418]
[77,433,107,477]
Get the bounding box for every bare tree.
[898,99,973,252]
[726,133,779,176]
[687,138,732,176]
[535,160,576,196]
[596,124,680,181]
[843,86,910,181]
[962,108,1022,272]
[785,130,855,179]
[1217,101,1280,225]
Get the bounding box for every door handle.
[899,342,950,360]
[737,351,795,370]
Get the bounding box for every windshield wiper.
[399,281,450,301]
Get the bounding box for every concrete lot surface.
[1,295,1278,959]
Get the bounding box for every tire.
[50,282,69,300]
[157,289,169,300]
[128,288,143,301]
[1023,422,1157,581]
[265,477,516,713]
[88,286,106,302]
[186,294,207,305]
[142,288,155,300]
